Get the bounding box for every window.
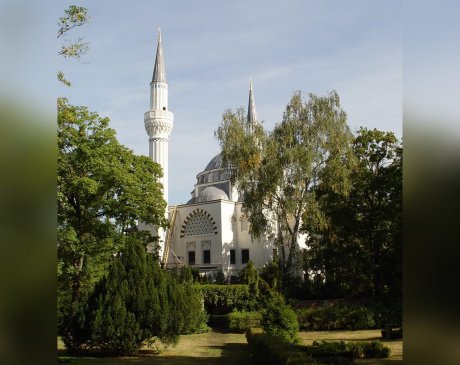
[203,250,211,264]
[230,249,236,265]
[183,211,216,237]
[241,249,249,264]
[188,251,195,265]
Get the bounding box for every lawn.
[58,331,251,365]
[59,329,402,364]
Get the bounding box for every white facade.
[142,32,301,278]
[165,155,275,279]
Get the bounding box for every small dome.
[195,186,229,203]
[204,154,223,171]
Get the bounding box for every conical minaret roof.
[247,80,258,132]
[152,30,166,82]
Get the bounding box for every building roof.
[204,153,223,171]
[195,186,229,203]
[247,80,258,131]
[152,30,166,82]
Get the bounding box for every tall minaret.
[144,30,174,206]
[247,79,258,133]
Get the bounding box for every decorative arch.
[181,208,218,237]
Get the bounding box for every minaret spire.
[143,30,174,258]
[144,29,174,203]
[247,79,258,133]
[152,28,166,82]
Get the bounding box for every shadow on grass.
[58,342,252,365]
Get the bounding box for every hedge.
[296,304,378,331]
[194,284,250,314]
[246,328,390,365]
[309,340,391,359]
[228,311,261,332]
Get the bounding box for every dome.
[196,153,232,184]
[195,186,229,203]
[204,153,223,171]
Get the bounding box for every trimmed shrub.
[194,284,251,314]
[296,304,377,331]
[228,311,261,332]
[261,295,300,344]
[310,340,391,359]
[246,328,316,365]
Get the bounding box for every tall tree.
[216,91,355,286]
[57,98,167,305]
[304,128,402,299]
[63,235,207,354]
[57,5,90,86]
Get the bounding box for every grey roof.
[152,31,166,82]
[204,153,223,171]
[247,80,258,132]
[195,186,229,203]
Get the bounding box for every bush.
[296,304,377,331]
[261,295,300,344]
[228,311,261,332]
[246,328,316,365]
[194,284,251,314]
[62,236,208,355]
[309,340,391,359]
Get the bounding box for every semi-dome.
[195,186,229,203]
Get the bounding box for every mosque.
[141,32,280,280]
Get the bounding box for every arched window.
[181,209,218,237]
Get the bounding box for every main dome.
[204,153,223,171]
[186,153,235,204]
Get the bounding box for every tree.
[58,5,90,86]
[304,128,402,299]
[57,98,167,335]
[216,91,355,287]
[63,235,207,354]
[261,294,300,344]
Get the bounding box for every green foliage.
[304,128,402,300]
[57,99,167,334]
[247,329,389,364]
[310,340,391,359]
[261,295,300,344]
[213,269,227,284]
[228,311,262,332]
[260,254,282,292]
[246,328,317,365]
[195,284,251,314]
[296,304,381,331]
[216,91,355,281]
[62,236,208,355]
[238,260,260,308]
[58,5,90,86]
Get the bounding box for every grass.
[58,329,402,364]
[58,331,251,365]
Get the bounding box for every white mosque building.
[142,32,280,280]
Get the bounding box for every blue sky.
[58,0,402,205]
